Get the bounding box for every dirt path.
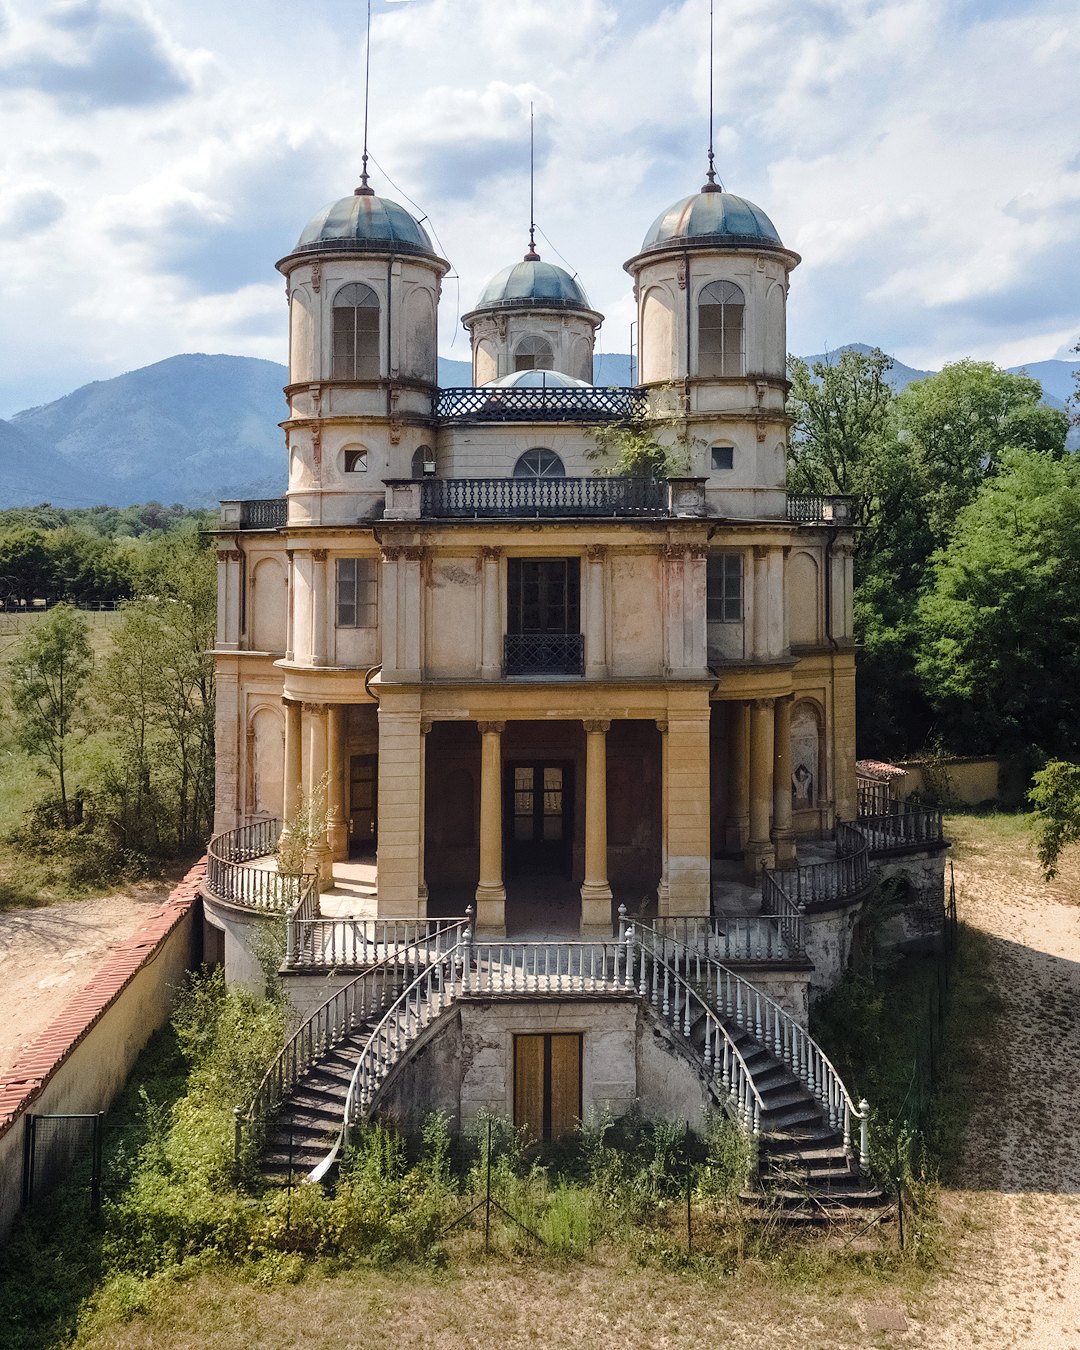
[906,817,1080,1349]
[0,880,177,1077]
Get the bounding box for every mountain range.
[0,348,1074,509]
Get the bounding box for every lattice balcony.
[420,476,667,519]
[436,385,647,423]
[503,632,584,676]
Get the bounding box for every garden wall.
[0,860,204,1242]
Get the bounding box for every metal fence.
[420,475,667,519]
[503,632,585,676]
[22,1112,105,1217]
[435,385,647,424]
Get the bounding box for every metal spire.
[525,102,541,260]
[702,0,722,193]
[356,0,375,196]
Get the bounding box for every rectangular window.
[507,558,580,634]
[336,557,378,628]
[707,553,743,624]
[513,1033,582,1141]
[711,444,734,472]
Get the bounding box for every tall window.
[707,553,743,623]
[336,557,378,628]
[698,280,744,377]
[332,282,380,380]
[513,448,565,479]
[507,558,580,635]
[514,335,555,372]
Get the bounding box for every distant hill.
[1,347,1073,509]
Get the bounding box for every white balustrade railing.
[646,912,803,962]
[206,817,317,914]
[284,916,469,970]
[634,923,869,1171]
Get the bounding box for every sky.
[0,0,1077,417]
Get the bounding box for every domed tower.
[624,181,800,513]
[277,187,450,525]
[462,246,603,385]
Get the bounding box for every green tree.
[8,604,94,825]
[917,449,1080,758]
[895,359,1069,544]
[1029,760,1080,881]
[0,527,51,608]
[587,385,696,479]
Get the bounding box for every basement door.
[349,754,377,853]
[513,1033,582,1141]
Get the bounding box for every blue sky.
[0,0,1077,415]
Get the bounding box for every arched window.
[411,445,437,477]
[698,280,744,377]
[513,335,554,372]
[343,447,367,473]
[513,448,565,479]
[332,282,380,380]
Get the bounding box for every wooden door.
[513,1033,582,1141]
[506,762,572,877]
[349,754,378,852]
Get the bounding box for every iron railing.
[647,912,805,962]
[503,632,584,676]
[205,818,315,913]
[785,495,857,525]
[435,385,647,424]
[419,475,667,519]
[285,916,471,970]
[858,808,946,854]
[764,820,871,909]
[238,498,287,529]
[856,774,896,817]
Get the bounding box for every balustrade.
[436,385,647,424]
[206,818,315,913]
[857,807,946,854]
[237,498,288,529]
[785,494,857,525]
[420,475,667,519]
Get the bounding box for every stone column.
[772,694,796,865]
[585,546,607,678]
[767,547,786,658]
[280,699,303,842]
[303,702,333,891]
[284,549,296,662]
[310,548,328,666]
[580,719,613,935]
[216,549,243,649]
[400,547,424,681]
[374,698,426,918]
[480,546,502,679]
[380,547,400,678]
[326,704,349,862]
[726,700,750,852]
[752,545,769,660]
[656,719,670,910]
[475,721,506,934]
[746,697,775,874]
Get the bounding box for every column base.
[656,877,670,917]
[326,816,349,863]
[474,883,506,936]
[580,882,614,937]
[744,840,775,876]
[725,817,750,853]
[304,844,334,894]
[771,829,796,867]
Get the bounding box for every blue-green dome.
[290,192,439,260]
[483,368,591,389]
[473,258,594,313]
[640,190,784,253]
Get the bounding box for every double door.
[506,761,573,877]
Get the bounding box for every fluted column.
[326,704,349,862]
[580,719,612,934]
[310,548,328,666]
[726,700,750,852]
[475,720,506,934]
[772,694,796,865]
[746,697,775,874]
[481,546,502,679]
[280,699,303,843]
[585,546,607,678]
[303,702,333,891]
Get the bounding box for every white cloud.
[0,0,1076,414]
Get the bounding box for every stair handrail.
[239,916,471,1137]
[632,920,870,1171]
[631,934,767,1132]
[646,911,805,961]
[309,937,472,1183]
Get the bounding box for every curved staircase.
[244,929,882,1217]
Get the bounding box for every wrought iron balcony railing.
[785,494,857,525]
[436,385,647,424]
[238,498,288,528]
[504,632,584,676]
[420,476,667,519]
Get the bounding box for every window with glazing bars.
[507,558,580,634]
[336,557,378,627]
[698,280,744,377]
[707,553,743,623]
[332,282,380,380]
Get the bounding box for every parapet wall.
[0,860,204,1242]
